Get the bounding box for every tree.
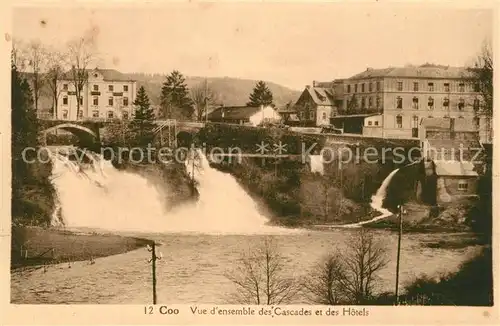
[160,70,193,120]
[66,27,98,120]
[190,79,218,121]
[247,81,273,107]
[22,41,47,114]
[466,41,493,117]
[44,47,67,119]
[225,237,300,304]
[11,56,39,182]
[130,86,155,145]
[303,229,388,304]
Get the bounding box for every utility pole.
[205,78,209,124]
[147,242,161,304]
[395,204,404,305]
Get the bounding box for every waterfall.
[334,168,399,228]
[48,148,291,234]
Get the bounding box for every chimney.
[312,80,317,87]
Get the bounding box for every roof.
[304,86,336,106]
[207,106,267,120]
[434,160,479,177]
[332,113,380,119]
[420,117,477,132]
[348,65,468,80]
[62,68,134,82]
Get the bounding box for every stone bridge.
[38,119,205,147]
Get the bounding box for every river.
[10,148,480,304]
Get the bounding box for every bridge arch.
[41,123,99,147]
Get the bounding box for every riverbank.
[11,226,151,269]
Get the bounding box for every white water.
[49,149,293,234]
[309,155,324,175]
[320,168,399,228]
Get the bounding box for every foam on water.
[49,149,295,234]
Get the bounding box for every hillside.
[28,72,302,113]
[126,73,301,108]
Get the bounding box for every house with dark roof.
[292,80,344,127]
[207,105,280,126]
[56,68,138,121]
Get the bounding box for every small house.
[207,105,280,126]
[433,160,479,204]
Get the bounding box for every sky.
[12,3,494,90]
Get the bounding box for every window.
[93,84,99,91]
[459,83,465,92]
[473,98,480,111]
[368,121,373,126]
[474,117,480,128]
[374,121,379,126]
[311,111,316,120]
[79,97,83,105]
[444,83,450,92]
[123,85,128,92]
[428,82,434,92]
[412,97,419,109]
[428,97,434,110]
[412,116,419,128]
[396,115,403,128]
[123,97,129,106]
[369,83,373,92]
[474,83,480,92]
[92,110,99,118]
[376,96,381,109]
[397,82,403,91]
[443,98,449,107]
[63,84,68,91]
[458,180,468,191]
[396,96,403,109]
[77,110,83,118]
[459,116,464,119]
[93,97,99,106]
[376,81,381,91]
[361,83,365,92]
[107,111,114,119]
[108,85,114,91]
[123,111,129,120]
[458,98,465,111]
[347,85,351,93]
[413,82,419,91]
[62,110,68,119]
[305,111,310,120]
[322,112,327,120]
[361,97,366,108]
[368,97,373,108]
[63,96,68,105]
[354,84,358,93]
[108,97,114,106]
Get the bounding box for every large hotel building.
[293,65,492,143]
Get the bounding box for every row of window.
[366,120,380,126]
[394,115,468,129]
[299,111,330,121]
[61,96,130,106]
[346,81,478,94]
[61,110,129,120]
[394,97,478,110]
[347,81,381,93]
[62,84,129,92]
